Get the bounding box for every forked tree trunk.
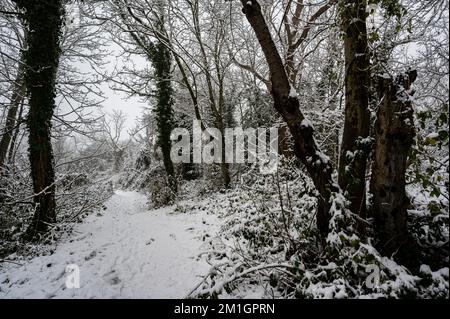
[241,0,338,235]
[13,0,64,236]
[338,0,370,224]
[370,70,418,268]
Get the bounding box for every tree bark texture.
[338,0,371,222]
[241,0,338,235]
[370,70,418,267]
[14,0,64,236]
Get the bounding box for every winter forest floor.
[0,190,221,298]
[1,171,448,299]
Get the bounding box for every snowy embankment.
[0,190,219,298]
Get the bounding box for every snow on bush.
[185,158,449,299]
[0,155,113,260]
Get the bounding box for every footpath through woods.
[0,190,219,298]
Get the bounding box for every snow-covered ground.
[0,190,219,298]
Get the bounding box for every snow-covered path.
[0,190,218,298]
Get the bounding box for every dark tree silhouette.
[13,0,65,236]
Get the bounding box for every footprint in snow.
[109,277,121,285]
[103,270,121,285]
[85,250,97,261]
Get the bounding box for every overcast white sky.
[64,37,150,140]
[99,78,148,137]
[98,41,150,138]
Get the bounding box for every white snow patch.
[300,118,313,129]
[426,132,439,140]
[289,86,298,98]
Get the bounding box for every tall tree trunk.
[0,58,26,174]
[13,0,64,236]
[370,70,418,268]
[338,0,370,224]
[112,148,124,173]
[241,0,338,235]
[7,100,24,166]
[120,4,177,192]
[219,123,231,188]
[154,39,177,193]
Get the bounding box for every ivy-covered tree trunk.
[120,4,177,193]
[154,38,177,193]
[370,70,418,268]
[338,0,370,225]
[13,0,64,236]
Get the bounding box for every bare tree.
[0,45,25,175]
[100,109,127,172]
[0,0,26,176]
[240,0,338,235]
[102,0,235,188]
